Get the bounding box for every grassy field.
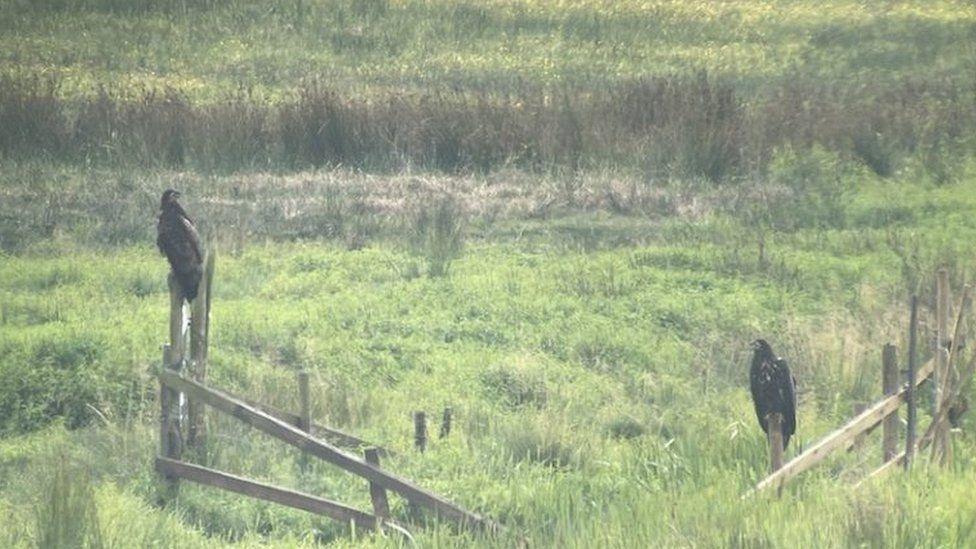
[2,0,975,177]
[4,0,976,547]
[3,0,974,96]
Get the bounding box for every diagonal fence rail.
[218,383,391,456]
[752,275,975,496]
[751,357,936,495]
[157,253,497,539]
[158,369,495,531]
[156,457,389,532]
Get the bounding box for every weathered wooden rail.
[751,357,935,495]
[156,457,396,533]
[751,271,975,496]
[220,381,391,456]
[158,369,494,531]
[157,254,496,538]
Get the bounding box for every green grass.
[4,164,976,545]
[2,0,974,98]
[5,0,976,546]
[3,1,974,177]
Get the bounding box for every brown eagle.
[157,189,203,301]
[749,339,797,448]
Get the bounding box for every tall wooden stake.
[881,344,899,461]
[934,285,970,465]
[930,348,949,465]
[160,344,183,495]
[935,268,949,420]
[188,249,215,448]
[168,274,187,374]
[905,296,919,471]
[166,273,188,449]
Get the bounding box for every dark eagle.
[749,339,797,448]
[157,189,203,302]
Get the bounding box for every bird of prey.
[157,189,203,302]
[749,339,797,448]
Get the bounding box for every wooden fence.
[157,254,497,537]
[750,271,974,495]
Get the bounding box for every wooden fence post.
[905,295,919,471]
[750,356,936,495]
[160,344,183,494]
[157,370,500,531]
[935,268,949,420]
[188,250,215,448]
[296,370,312,472]
[440,407,453,439]
[934,285,971,466]
[168,274,187,374]
[933,348,952,465]
[414,411,427,452]
[160,346,171,460]
[767,413,784,475]
[364,447,390,525]
[297,371,311,433]
[166,272,187,451]
[882,344,899,461]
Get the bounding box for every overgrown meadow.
[2,1,976,547]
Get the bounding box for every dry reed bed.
[1,72,972,179]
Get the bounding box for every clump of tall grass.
[406,194,466,277]
[496,415,586,469]
[33,452,104,549]
[605,414,647,440]
[479,363,548,409]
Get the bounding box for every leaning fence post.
[882,344,899,461]
[364,447,390,525]
[767,413,785,475]
[932,348,952,465]
[414,411,427,452]
[905,295,919,471]
[187,249,215,448]
[935,268,949,421]
[934,285,970,466]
